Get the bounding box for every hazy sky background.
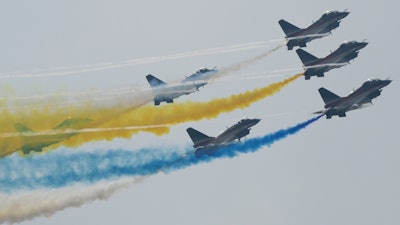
[1,0,399,224]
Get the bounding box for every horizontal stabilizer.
[296,49,319,65]
[278,19,300,36]
[319,88,341,105]
[313,109,328,115]
[14,123,33,132]
[146,74,167,88]
[186,127,213,146]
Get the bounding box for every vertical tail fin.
[186,128,214,147]
[53,117,93,130]
[146,75,167,88]
[14,123,33,132]
[296,49,319,65]
[318,88,341,105]
[278,19,300,36]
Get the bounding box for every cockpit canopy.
[321,10,339,18]
[362,78,381,87]
[326,10,339,14]
[344,40,356,44]
[239,117,248,123]
[339,40,357,48]
[197,67,209,73]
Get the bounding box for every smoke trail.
[215,43,285,78]
[5,66,302,106]
[1,42,284,138]
[1,65,295,113]
[0,178,134,224]
[0,41,281,79]
[286,33,330,40]
[0,115,322,223]
[2,42,285,111]
[60,73,303,147]
[0,110,306,138]
[0,115,322,192]
[0,73,302,157]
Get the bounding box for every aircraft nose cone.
[360,42,368,48]
[252,118,261,125]
[353,41,368,50]
[383,79,392,86]
[340,11,350,18]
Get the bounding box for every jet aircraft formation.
[277,9,390,119]
[1,9,393,224]
[12,10,390,158]
[145,9,389,157]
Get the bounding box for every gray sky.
[0,0,399,224]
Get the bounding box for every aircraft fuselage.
[193,118,260,157]
[324,79,391,117]
[152,80,207,104]
[286,11,349,49]
[149,68,217,105]
[304,41,368,78]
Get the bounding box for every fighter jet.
[296,40,368,80]
[315,78,391,119]
[146,67,218,105]
[14,117,92,154]
[279,10,349,50]
[187,118,260,157]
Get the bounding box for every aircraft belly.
[306,20,339,35]
[329,50,358,63]
[332,102,357,116]
[213,136,234,146]
[194,146,217,158]
[208,129,244,148]
[154,92,186,103]
[305,67,326,76]
[22,133,74,148]
[307,25,328,34]
[322,55,343,64]
[346,92,373,106]
[153,86,196,99]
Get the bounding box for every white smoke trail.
[0,40,282,79]
[0,114,322,224]
[212,66,302,84]
[303,63,348,69]
[286,33,330,40]
[3,65,301,112]
[4,66,301,103]
[1,42,289,115]
[0,123,172,138]
[214,42,286,78]
[0,178,135,224]
[0,110,306,138]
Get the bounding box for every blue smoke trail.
[0,115,322,193]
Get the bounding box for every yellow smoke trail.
[0,73,302,156]
[61,73,303,147]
